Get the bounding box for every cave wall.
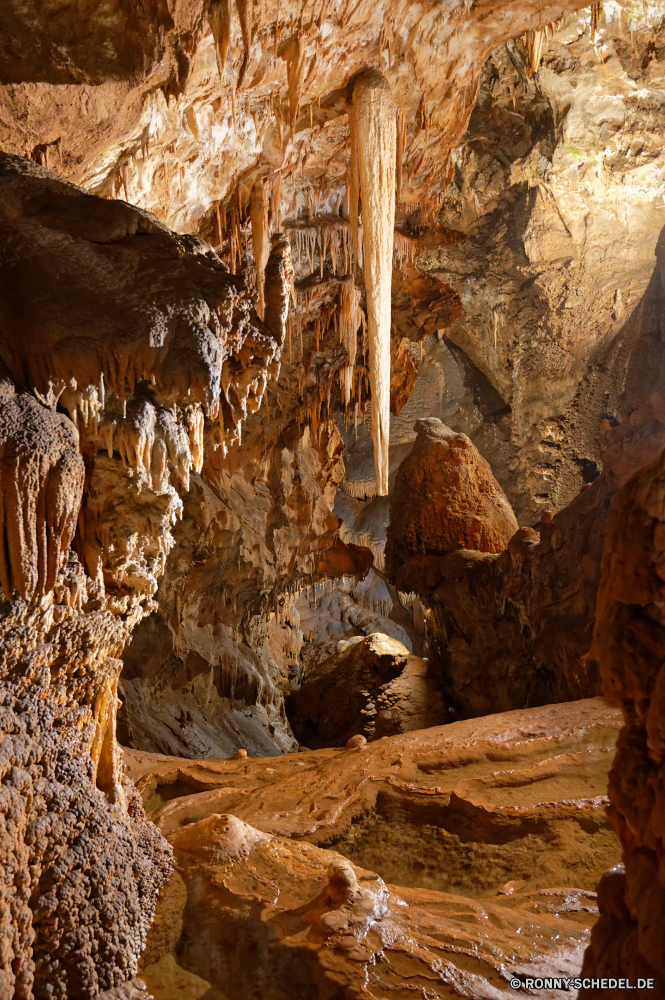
[0,151,288,997]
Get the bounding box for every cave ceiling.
[1,0,597,234]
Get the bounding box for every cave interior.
[1,0,665,996]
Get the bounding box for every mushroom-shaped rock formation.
[385,417,518,596]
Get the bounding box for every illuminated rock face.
[125,697,622,998]
[385,417,518,597]
[0,153,285,998]
[5,2,665,997]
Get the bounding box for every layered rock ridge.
[126,697,622,998]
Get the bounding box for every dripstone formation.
[3,0,665,997]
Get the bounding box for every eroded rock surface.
[125,697,622,997]
[0,152,285,996]
[291,632,445,747]
[385,417,518,597]
[580,448,665,993]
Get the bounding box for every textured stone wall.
[581,448,665,992]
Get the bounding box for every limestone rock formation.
[426,474,615,718]
[291,632,445,747]
[5,0,665,996]
[0,151,285,997]
[125,697,622,997]
[425,12,665,521]
[385,417,518,597]
[580,447,665,991]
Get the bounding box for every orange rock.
[582,448,665,990]
[128,698,623,999]
[345,734,367,748]
[385,418,518,596]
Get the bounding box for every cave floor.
[126,696,621,999]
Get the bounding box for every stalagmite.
[250,178,270,320]
[350,69,396,495]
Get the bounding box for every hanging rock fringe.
[350,68,396,496]
[208,0,232,80]
[524,28,544,76]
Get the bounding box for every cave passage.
[1,1,665,998]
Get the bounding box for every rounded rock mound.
[385,417,518,596]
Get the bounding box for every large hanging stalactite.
[349,69,396,496]
[250,178,269,320]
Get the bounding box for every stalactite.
[264,233,294,349]
[394,229,418,269]
[347,101,362,273]
[524,29,545,77]
[250,178,270,320]
[350,68,396,496]
[235,0,254,88]
[396,110,405,202]
[338,276,363,407]
[209,0,233,80]
[283,31,307,138]
[271,170,282,231]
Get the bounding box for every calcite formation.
[425,473,615,718]
[349,69,397,496]
[580,448,665,991]
[125,697,622,998]
[291,632,445,747]
[385,417,518,597]
[4,0,665,996]
[0,152,287,997]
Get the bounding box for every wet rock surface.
[125,697,622,998]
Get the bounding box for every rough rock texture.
[422,6,665,521]
[125,697,622,997]
[420,197,665,721]
[0,152,286,997]
[579,448,665,993]
[290,632,445,747]
[0,0,593,235]
[427,474,614,718]
[0,586,173,1000]
[119,417,346,758]
[385,417,518,597]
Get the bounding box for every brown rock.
[385,417,518,597]
[345,734,367,749]
[581,447,665,991]
[426,471,615,717]
[128,696,621,898]
[291,632,446,747]
[128,698,622,998]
